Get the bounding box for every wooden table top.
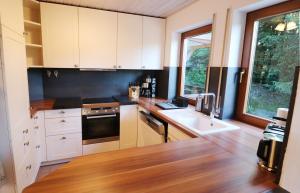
[23,138,276,193]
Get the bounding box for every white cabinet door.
[120,105,138,149]
[168,124,192,142]
[79,8,117,69]
[0,0,24,35]
[32,111,46,162]
[46,133,82,161]
[142,17,165,70]
[117,13,142,69]
[41,3,79,68]
[1,28,30,132]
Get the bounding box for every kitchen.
[0,0,299,193]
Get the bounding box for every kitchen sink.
[158,108,239,135]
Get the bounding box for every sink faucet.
[195,93,219,119]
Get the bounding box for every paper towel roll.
[277,108,289,119]
[275,108,289,127]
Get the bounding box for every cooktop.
[81,97,117,104]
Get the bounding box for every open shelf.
[23,0,40,10]
[23,0,41,23]
[26,43,42,48]
[27,65,44,68]
[23,0,43,68]
[26,46,43,68]
[24,20,41,29]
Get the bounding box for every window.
[237,1,300,127]
[178,25,212,101]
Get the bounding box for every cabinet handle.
[118,65,122,69]
[60,110,65,114]
[34,116,38,120]
[26,165,32,170]
[24,141,30,146]
[61,137,66,140]
[61,119,66,123]
[113,65,117,69]
[142,66,145,69]
[34,126,39,130]
[36,145,40,149]
[23,129,29,134]
[74,64,79,68]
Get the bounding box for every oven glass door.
[82,113,120,144]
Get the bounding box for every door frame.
[236,0,300,128]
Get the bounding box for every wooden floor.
[37,163,66,180]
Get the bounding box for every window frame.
[177,24,213,105]
[236,0,300,128]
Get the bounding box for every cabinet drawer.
[45,117,81,136]
[46,133,82,161]
[168,124,192,141]
[45,108,81,118]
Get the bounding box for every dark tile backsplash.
[28,68,165,100]
[27,69,44,101]
[27,66,239,119]
[201,67,240,119]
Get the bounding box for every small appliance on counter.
[257,108,288,172]
[156,97,189,110]
[128,82,140,100]
[141,75,156,98]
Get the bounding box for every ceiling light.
[286,21,298,31]
[275,23,286,32]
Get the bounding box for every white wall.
[164,0,285,67]
[280,70,300,192]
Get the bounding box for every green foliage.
[184,47,210,93]
[247,11,300,118]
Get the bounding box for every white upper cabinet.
[142,17,165,70]
[79,8,117,69]
[0,0,24,35]
[41,3,79,68]
[117,13,143,69]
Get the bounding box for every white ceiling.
[41,0,198,17]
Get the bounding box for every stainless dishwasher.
[138,110,167,147]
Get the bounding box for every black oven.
[82,106,120,145]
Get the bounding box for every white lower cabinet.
[45,116,81,136]
[32,111,46,163]
[83,141,119,155]
[120,105,138,149]
[44,108,82,161]
[46,133,82,161]
[14,114,44,193]
[168,124,192,142]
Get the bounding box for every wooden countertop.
[26,97,277,193]
[30,99,55,117]
[29,97,195,137]
[23,138,276,193]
